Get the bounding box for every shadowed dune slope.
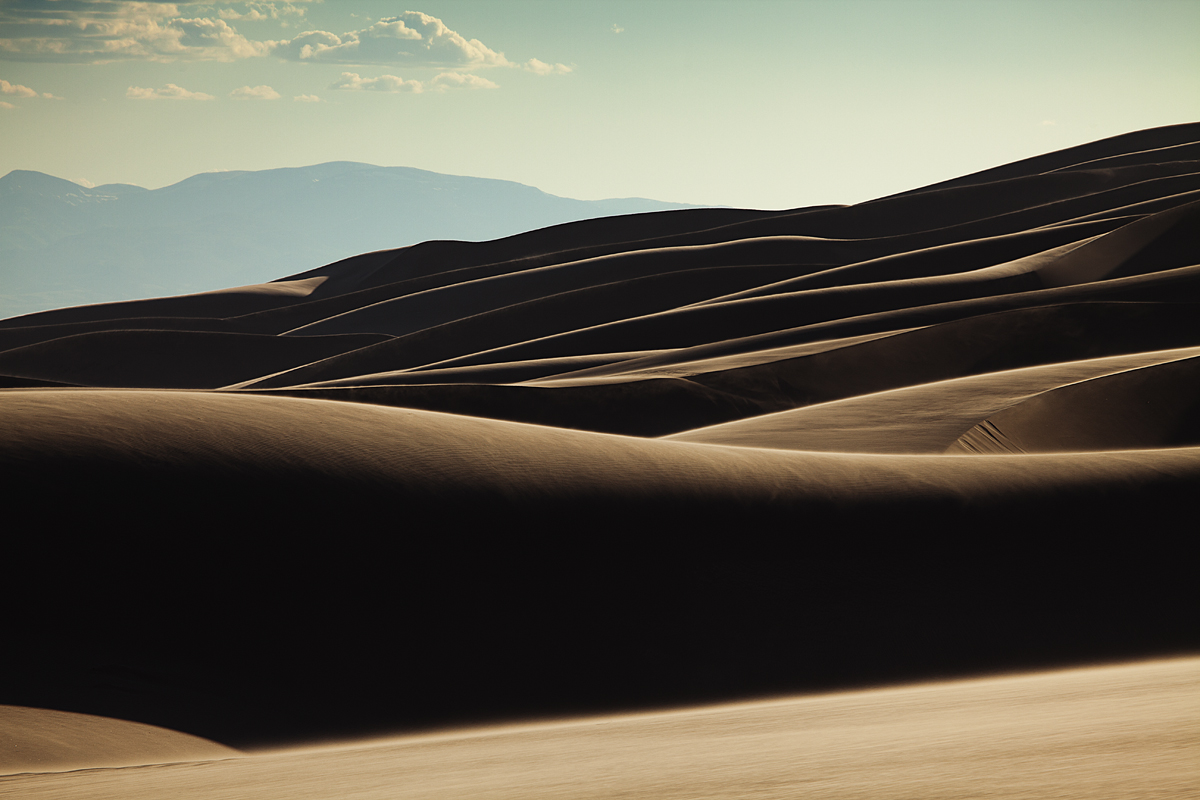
[0,330,389,388]
[1,123,1198,758]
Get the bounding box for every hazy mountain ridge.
[0,163,700,320]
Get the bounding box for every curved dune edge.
[948,355,1200,454]
[0,706,237,775]
[3,657,1196,798]
[665,345,1200,452]
[4,388,1200,504]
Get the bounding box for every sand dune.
[1,123,1197,789]
[666,344,1200,452]
[0,706,235,775]
[4,658,1196,799]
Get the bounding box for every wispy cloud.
[331,72,422,93]
[1,78,37,97]
[611,24,624,34]
[0,4,570,94]
[278,11,507,67]
[523,58,570,76]
[429,72,498,91]
[230,84,281,99]
[277,10,567,77]
[0,1,275,63]
[0,100,14,110]
[218,3,308,22]
[293,93,321,102]
[219,8,270,23]
[127,83,216,100]
[329,69,501,94]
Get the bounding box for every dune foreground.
[0,705,236,775]
[2,124,1199,784]
[4,657,1197,799]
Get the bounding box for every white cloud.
[429,72,498,91]
[0,2,276,63]
[230,84,281,99]
[1,78,37,97]
[331,71,422,93]
[282,29,340,60]
[1,5,570,87]
[169,17,274,60]
[220,8,268,22]
[328,70,499,94]
[0,100,14,110]
[523,58,570,76]
[219,3,308,22]
[73,178,97,188]
[278,11,507,67]
[127,83,216,100]
[612,24,624,34]
[293,93,321,102]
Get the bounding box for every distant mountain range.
[0,163,701,320]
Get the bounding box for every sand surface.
[3,658,1196,799]
[1,122,1197,790]
[0,706,235,775]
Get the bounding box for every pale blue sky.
[2,0,1197,209]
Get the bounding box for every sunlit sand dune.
[0,706,235,775]
[1,123,1197,792]
[4,658,1197,799]
[665,344,1200,452]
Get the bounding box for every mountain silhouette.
[0,162,699,319]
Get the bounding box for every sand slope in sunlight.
[0,706,235,775]
[4,658,1196,799]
